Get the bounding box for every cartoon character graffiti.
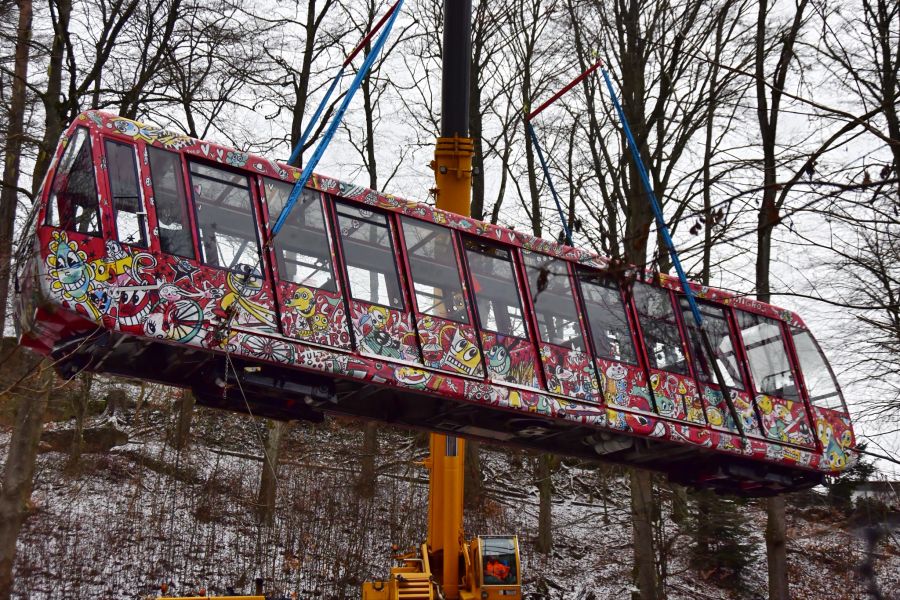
[439,324,482,376]
[46,231,101,320]
[358,305,403,358]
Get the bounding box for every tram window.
[633,283,689,375]
[105,140,148,248]
[464,240,527,338]
[188,161,261,270]
[678,299,745,390]
[735,311,799,401]
[147,147,194,258]
[263,179,336,292]
[523,251,584,350]
[335,202,404,309]
[578,273,638,365]
[46,127,101,236]
[401,217,468,322]
[791,328,846,411]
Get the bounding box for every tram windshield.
[791,328,845,411]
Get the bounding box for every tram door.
[521,252,599,401]
[462,240,541,389]
[332,202,422,364]
[733,311,816,448]
[678,299,763,436]
[398,218,484,377]
[631,282,705,424]
[260,181,351,350]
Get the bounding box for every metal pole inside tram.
[427,1,473,598]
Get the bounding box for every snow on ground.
[2,400,899,599]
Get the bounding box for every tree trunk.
[535,453,556,554]
[356,421,379,499]
[257,419,290,525]
[766,496,789,600]
[463,439,484,509]
[173,389,195,450]
[630,469,658,600]
[67,372,92,472]
[0,341,53,600]
[0,0,32,335]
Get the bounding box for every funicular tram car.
[15,111,856,496]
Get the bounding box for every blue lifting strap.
[271,0,404,238]
[525,120,572,245]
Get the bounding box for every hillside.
[3,381,899,599]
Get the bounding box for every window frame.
[676,297,749,391]
[330,199,407,311]
[186,158,265,274]
[575,268,642,367]
[630,281,693,376]
[397,215,472,324]
[44,126,103,237]
[103,138,149,248]
[146,145,197,260]
[460,237,531,341]
[260,178,338,293]
[732,308,802,402]
[521,250,587,352]
[788,326,849,414]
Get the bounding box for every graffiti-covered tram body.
[15,111,855,495]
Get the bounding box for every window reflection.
[148,147,193,258]
[579,273,638,364]
[679,299,745,390]
[633,283,689,374]
[464,240,527,338]
[523,251,583,350]
[189,161,261,270]
[105,140,148,247]
[46,127,101,236]
[791,328,845,411]
[401,217,468,322]
[736,311,799,400]
[264,179,336,291]
[335,202,404,308]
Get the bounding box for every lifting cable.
[528,57,746,439]
[598,66,746,440]
[285,0,401,168]
[523,57,605,245]
[270,0,405,239]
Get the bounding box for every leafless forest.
[0,0,898,598]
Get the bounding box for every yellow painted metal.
[426,434,466,598]
[432,136,474,218]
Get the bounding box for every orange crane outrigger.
[362,2,522,599]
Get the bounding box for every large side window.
[523,251,584,351]
[148,147,194,258]
[401,217,468,322]
[105,140,148,248]
[735,310,799,400]
[335,202,404,308]
[678,299,745,389]
[791,328,846,411]
[188,161,261,270]
[46,127,101,236]
[633,282,689,374]
[578,273,638,364]
[464,240,527,338]
[263,179,336,291]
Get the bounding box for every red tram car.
[15,111,856,495]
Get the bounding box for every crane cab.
[464,536,521,600]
